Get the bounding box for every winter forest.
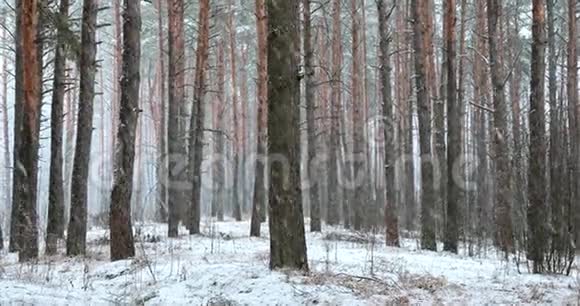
[0,0,579,304]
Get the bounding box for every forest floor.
[0,220,578,305]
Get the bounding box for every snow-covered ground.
[0,220,578,305]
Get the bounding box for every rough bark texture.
[213,40,226,222]
[412,0,436,251]
[251,0,268,237]
[487,0,514,254]
[547,0,565,271]
[267,0,308,271]
[67,0,98,256]
[444,0,460,254]
[167,0,185,237]
[109,0,140,261]
[473,0,491,246]
[46,0,69,255]
[155,0,168,222]
[112,0,121,163]
[457,0,467,248]
[303,0,320,233]
[18,0,40,261]
[228,0,242,222]
[350,0,365,231]
[327,0,342,226]
[567,0,580,252]
[188,0,210,235]
[528,0,547,273]
[432,0,447,234]
[377,0,399,246]
[401,0,416,232]
[9,0,24,253]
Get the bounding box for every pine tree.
[267,0,308,271]
[251,0,268,237]
[67,0,98,256]
[444,0,460,254]
[377,0,399,246]
[412,0,436,251]
[109,0,141,261]
[167,0,186,237]
[46,0,69,255]
[487,0,514,254]
[18,0,41,261]
[188,0,210,235]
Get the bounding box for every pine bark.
[109,0,141,261]
[377,0,399,246]
[350,0,365,231]
[167,0,185,237]
[327,0,342,226]
[66,0,98,256]
[111,0,121,176]
[9,0,24,253]
[412,0,436,251]
[457,0,468,248]
[228,0,242,222]
[487,0,514,254]
[303,0,320,233]
[444,0,460,254]
[18,0,40,261]
[188,0,210,235]
[267,0,308,271]
[528,0,547,273]
[251,0,268,236]
[46,0,69,255]
[401,0,416,231]
[213,39,226,222]
[155,0,168,222]
[432,0,446,230]
[547,0,560,252]
[567,0,579,252]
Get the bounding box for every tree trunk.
[350,0,365,231]
[227,0,242,222]
[510,1,525,252]
[528,0,547,273]
[327,0,342,226]
[377,0,399,246]
[251,0,268,237]
[66,0,98,256]
[111,0,121,185]
[303,0,320,233]
[457,0,468,250]
[189,0,210,235]
[109,0,140,261]
[214,39,226,222]
[487,0,514,254]
[46,0,69,255]
[412,0,436,251]
[155,0,168,222]
[567,0,579,253]
[9,0,24,253]
[240,46,250,217]
[444,0,460,254]
[18,0,40,261]
[402,0,416,232]
[267,0,308,271]
[432,0,446,235]
[167,0,185,237]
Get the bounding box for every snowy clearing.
[0,220,578,305]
